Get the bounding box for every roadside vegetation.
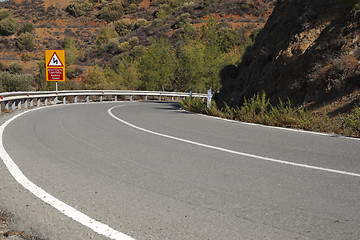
[180,93,360,138]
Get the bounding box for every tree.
[138,38,177,91]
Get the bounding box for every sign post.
[45,50,65,93]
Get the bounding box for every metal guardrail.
[0,90,211,112]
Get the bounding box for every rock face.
[217,0,360,107]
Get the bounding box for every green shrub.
[0,9,10,20]
[0,71,33,92]
[16,32,34,50]
[95,25,118,48]
[0,17,17,36]
[128,36,139,48]
[345,106,360,135]
[98,0,124,22]
[131,45,146,59]
[218,27,239,53]
[106,38,120,53]
[17,22,34,35]
[21,52,32,62]
[175,13,190,29]
[7,62,23,74]
[63,36,77,49]
[115,19,134,37]
[118,41,131,52]
[65,49,78,65]
[66,0,93,17]
[134,18,149,29]
[180,97,207,113]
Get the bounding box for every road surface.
[0,102,359,239]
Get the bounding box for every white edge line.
[0,106,135,240]
[110,105,360,178]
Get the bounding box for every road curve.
[1,102,360,240]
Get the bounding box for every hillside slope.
[217,0,360,110]
[0,0,275,77]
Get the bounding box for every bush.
[63,36,77,49]
[345,106,360,135]
[128,36,139,48]
[134,18,149,29]
[7,62,23,74]
[0,71,33,92]
[115,19,134,37]
[0,9,10,20]
[175,13,190,29]
[98,0,124,22]
[95,25,118,48]
[16,32,34,50]
[118,41,131,52]
[17,22,34,35]
[21,52,32,62]
[0,17,17,36]
[218,27,239,53]
[106,38,120,53]
[66,0,93,17]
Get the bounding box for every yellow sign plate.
[45,50,65,81]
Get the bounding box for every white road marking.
[0,107,135,240]
[109,105,360,178]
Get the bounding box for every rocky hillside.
[0,0,275,78]
[217,0,360,112]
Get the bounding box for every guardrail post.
[100,95,103,102]
[190,91,192,98]
[30,99,34,107]
[45,98,48,106]
[114,95,117,102]
[130,95,133,101]
[54,96,57,105]
[86,96,89,103]
[159,95,161,101]
[5,101,9,110]
[145,96,148,101]
[74,96,77,104]
[37,98,41,107]
[207,89,212,109]
[17,100,21,110]
[12,101,16,111]
[171,96,174,101]
[63,96,66,104]
[24,99,28,109]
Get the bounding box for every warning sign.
[47,52,64,67]
[45,50,65,82]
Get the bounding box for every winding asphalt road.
[0,102,359,240]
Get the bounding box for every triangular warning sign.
[47,52,64,67]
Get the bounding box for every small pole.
[207,89,212,109]
[56,81,58,92]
